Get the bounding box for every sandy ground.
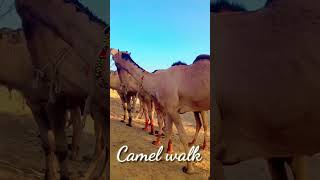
[0,86,97,179]
[110,90,210,180]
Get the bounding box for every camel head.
[110,48,144,71]
[110,48,147,88]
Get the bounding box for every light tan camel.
[15,0,109,178]
[117,60,209,149]
[110,70,138,125]
[212,0,320,179]
[111,48,210,173]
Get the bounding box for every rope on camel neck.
[31,47,69,103]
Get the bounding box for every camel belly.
[178,100,210,114]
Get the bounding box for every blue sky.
[110,0,210,72]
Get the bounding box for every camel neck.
[16,0,108,66]
[110,75,121,91]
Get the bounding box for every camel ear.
[110,48,118,56]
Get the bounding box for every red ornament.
[99,49,107,59]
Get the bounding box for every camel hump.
[171,61,187,66]
[193,54,210,63]
[211,1,246,12]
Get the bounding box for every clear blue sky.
[110,0,210,72]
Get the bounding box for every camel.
[111,48,210,174]
[110,70,138,125]
[0,27,86,160]
[212,0,320,179]
[121,60,209,150]
[110,70,138,126]
[115,61,156,133]
[15,0,109,179]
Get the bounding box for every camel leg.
[286,156,308,180]
[163,115,174,154]
[119,95,127,123]
[65,110,72,128]
[70,107,82,160]
[152,110,164,146]
[213,159,226,180]
[83,108,107,180]
[126,96,133,127]
[200,111,208,150]
[93,109,104,158]
[148,102,155,135]
[28,102,59,180]
[267,158,289,180]
[213,105,226,180]
[142,103,149,131]
[47,100,70,179]
[168,111,194,174]
[189,111,202,147]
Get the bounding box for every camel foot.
[182,166,195,174]
[152,140,161,146]
[149,131,155,135]
[120,120,125,123]
[126,123,132,127]
[188,142,194,148]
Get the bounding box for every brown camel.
[0,27,90,179]
[110,70,138,126]
[111,48,210,174]
[0,28,86,161]
[212,0,320,179]
[115,62,156,132]
[110,70,138,125]
[15,0,109,179]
